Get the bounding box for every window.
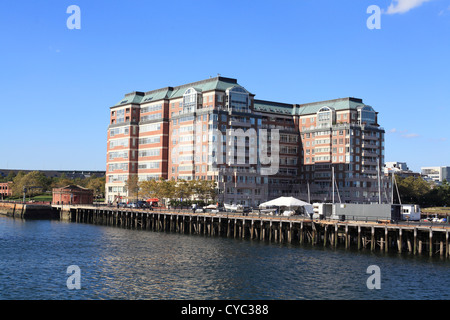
[140,113,162,122]
[141,104,163,114]
[116,109,125,123]
[109,138,128,148]
[317,106,335,128]
[226,86,250,113]
[183,88,201,113]
[109,151,128,160]
[358,106,376,125]
[138,162,161,169]
[140,123,161,132]
[179,115,195,123]
[109,163,128,172]
[110,127,129,137]
[138,149,161,157]
[139,136,160,145]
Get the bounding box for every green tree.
[125,174,140,201]
[174,179,192,201]
[189,179,218,203]
[86,176,106,199]
[51,173,74,188]
[0,171,16,183]
[11,171,48,197]
[139,178,177,206]
[139,179,159,200]
[432,181,450,207]
[396,175,431,206]
[158,178,176,200]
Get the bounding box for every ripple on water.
[0,217,449,300]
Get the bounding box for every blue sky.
[0,0,449,172]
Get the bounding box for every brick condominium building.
[106,76,388,206]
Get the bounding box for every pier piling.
[52,205,450,258]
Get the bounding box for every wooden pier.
[54,205,450,258]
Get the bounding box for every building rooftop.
[253,99,294,115]
[112,76,243,107]
[53,185,92,192]
[293,97,367,116]
[111,77,370,118]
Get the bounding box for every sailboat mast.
[377,159,382,204]
[393,174,402,205]
[307,182,311,203]
[391,172,394,204]
[332,166,335,204]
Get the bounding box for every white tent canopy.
[259,197,314,215]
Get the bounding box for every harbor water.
[0,216,448,300]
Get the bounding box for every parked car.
[136,201,148,208]
[138,201,154,210]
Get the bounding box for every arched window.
[183,88,202,114]
[226,86,250,113]
[317,106,335,128]
[358,106,376,125]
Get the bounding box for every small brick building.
[0,182,12,198]
[52,185,93,205]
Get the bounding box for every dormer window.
[317,106,335,128]
[183,88,202,114]
[358,106,376,125]
[226,86,250,113]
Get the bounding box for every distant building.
[0,169,105,180]
[0,182,12,198]
[421,166,450,184]
[52,185,94,205]
[384,161,409,173]
[384,162,419,178]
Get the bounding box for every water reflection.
[0,217,449,300]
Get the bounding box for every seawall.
[0,202,59,219]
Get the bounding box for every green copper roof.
[167,77,243,100]
[112,77,243,107]
[253,100,294,115]
[141,88,172,104]
[293,98,366,116]
[113,92,145,107]
[112,77,368,117]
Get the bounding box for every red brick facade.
[0,182,12,197]
[106,77,386,205]
[52,185,93,205]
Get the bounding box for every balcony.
[361,159,378,166]
[229,120,251,127]
[361,167,377,174]
[362,134,378,140]
[361,150,378,157]
[261,124,298,132]
[361,141,378,148]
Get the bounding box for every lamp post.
[23,187,27,204]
